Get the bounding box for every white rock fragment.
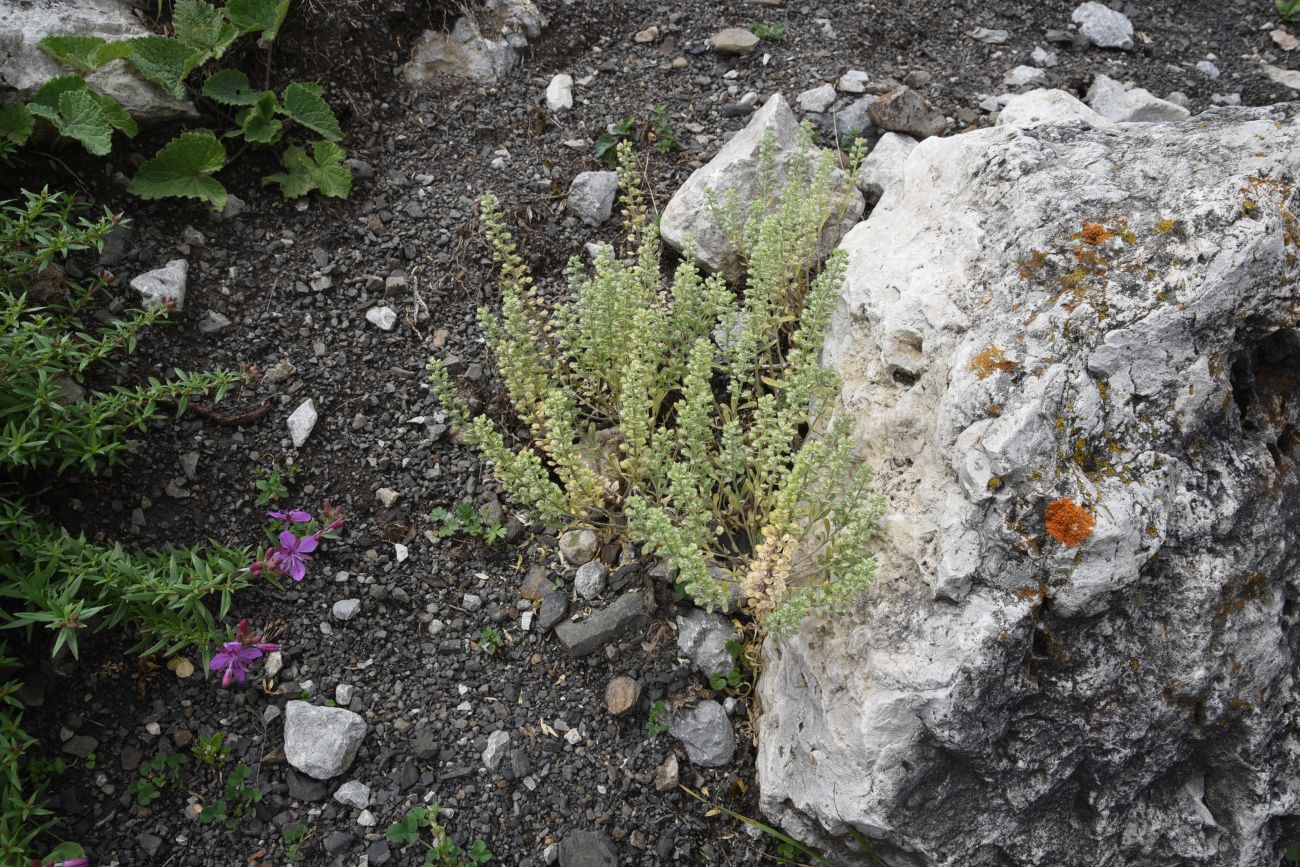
[482,730,510,770]
[332,598,361,621]
[837,70,870,93]
[997,88,1113,128]
[365,306,397,331]
[1071,1,1134,50]
[545,72,573,111]
[130,259,188,311]
[969,27,1009,44]
[1003,65,1048,88]
[566,171,620,227]
[796,83,836,113]
[1086,74,1190,122]
[287,399,318,448]
[283,701,366,780]
[333,780,370,809]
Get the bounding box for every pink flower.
[210,641,266,688]
[269,530,318,582]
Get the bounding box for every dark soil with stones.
[6,0,1298,864]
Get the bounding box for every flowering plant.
[245,502,345,584]
[209,620,279,687]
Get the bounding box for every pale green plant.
[430,137,881,636]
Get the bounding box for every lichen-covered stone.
[758,104,1300,867]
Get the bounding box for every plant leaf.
[129,130,228,211]
[39,35,110,71]
[29,75,91,112]
[224,0,291,42]
[173,0,240,68]
[236,91,283,144]
[278,82,341,142]
[262,140,351,199]
[0,104,33,146]
[91,92,138,138]
[201,69,263,106]
[125,35,195,100]
[50,89,113,156]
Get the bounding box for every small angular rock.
[604,675,641,716]
[287,399,317,448]
[668,700,735,767]
[1071,1,1134,50]
[546,73,573,111]
[711,27,759,55]
[567,171,619,227]
[554,588,654,656]
[284,701,367,780]
[868,87,948,139]
[558,529,599,565]
[333,780,370,809]
[574,561,608,600]
[130,259,187,310]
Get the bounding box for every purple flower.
[268,509,312,523]
[233,619,279,654]
[209,641,265,688]
[56,860,88,867]
[269,530,318,582]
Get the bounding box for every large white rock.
[758,104,1300,866]
[284,701,366,780]
[0,0,195,124]
[402,0,546,85]
[1086,74,1191,123]
[660,93,864,282]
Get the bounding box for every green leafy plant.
[1279,0,1300,23]
[192,731,230,769]
[0,646,59,865]
[284,823,308,861]
[646,699,669,738]
[429,136,881,637]
[254,463,298,505]
[127,752,187,806]
[478,626,504,655]
[429,502,505,544]
[708,639,748,691]
[748,21,789,40]
[199,762,262,831]
[594,116,636,165]
[650,105,678,155]
[386,804,492,866]
[3,0,352,207]
[1286,842,1300,863]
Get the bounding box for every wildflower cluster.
[431,136,881,636]
[245,502,345,583]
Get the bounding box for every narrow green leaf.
[129,130,228,211]
[125,35,195,100]
[278,82,341,142]
[201,69,263,106]
[52,89,113,156]
[236,91,282,144]
[0,104,33,145]
[224,0,291,42]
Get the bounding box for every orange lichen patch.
[1075,222,1114,244]
[969,346,1020,380]
[1045,497,1096,548]
[1017,249,1049,280]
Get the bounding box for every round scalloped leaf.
[129,130,228,211]
[262,140,351,199]
[91,92,138,138]
[236,92,283,144]
[0,104,33,146]
[279,82,342,142]
[202,69,263,106]
[51,89,113,155]
[29,75,91,112]
[125,36,196,100]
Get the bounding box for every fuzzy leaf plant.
[430,136,883,637]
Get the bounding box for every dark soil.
[6,0,1298,864]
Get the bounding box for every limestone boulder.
[660,93,864,282]
[757,104,1300,866]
